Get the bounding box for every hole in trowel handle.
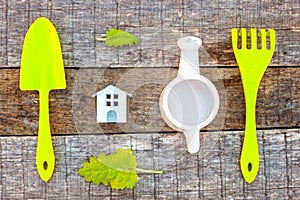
[184,129,200,153]
[248,162,252,172]
[43,161,48,170]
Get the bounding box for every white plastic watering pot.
[160,36,219,153]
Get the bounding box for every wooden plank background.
[0,0,299,199]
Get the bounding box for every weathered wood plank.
[0,67,299,136]
[0,129,299,199]
[0,0,299,67]
[0,0,299,199]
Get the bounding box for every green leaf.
[78,148,163,190]
[78,148,138,189]
[106,28,139,47]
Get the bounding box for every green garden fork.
[232,28,276,183]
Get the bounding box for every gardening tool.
[160,36,219,153]
[20,17,66,182]
[232,28,276,183]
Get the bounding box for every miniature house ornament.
[92,85,131,123]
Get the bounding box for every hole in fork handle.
[43,161,48,170]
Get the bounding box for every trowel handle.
[36,90,55,182]
[184,129,200,153]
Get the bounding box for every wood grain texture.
[0,67,299,136]
[0,0,299,199]
[0,129,299,199]
[0,0,299,68]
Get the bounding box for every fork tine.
[240,28,247,49]
[268,29,276,51]
[259,29,267,49]
[231,28,238,50]
[249,29,257,49]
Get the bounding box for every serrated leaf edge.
[105,28,139,47]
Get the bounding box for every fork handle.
[240,84,260,183]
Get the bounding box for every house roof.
[91,85,132,98]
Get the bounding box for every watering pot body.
[160,36,219,153]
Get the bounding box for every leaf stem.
[95,37,107,41]
[136,168,163,174]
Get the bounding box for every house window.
[105,93,119,107]
[109,93,118,106]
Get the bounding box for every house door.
[107,110,117,122]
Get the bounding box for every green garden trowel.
[20,17,66,182]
